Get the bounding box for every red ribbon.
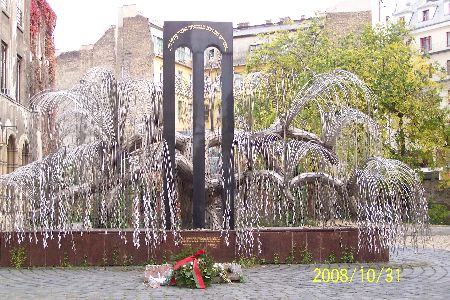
[170,249,206,289]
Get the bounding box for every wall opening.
[22,140,30,166]
[7,135,17,173]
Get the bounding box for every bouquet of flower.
[213,263,243,283]
[143,264,173,288]
[144,247,244,289]
[170,248,216,289]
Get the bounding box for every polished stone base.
[0,227,388,267]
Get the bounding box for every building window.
[16,54,21,103]
[420,36,432,53]
[175,48,187,64]
[1,41,7,93]
[447,60,450,75]
[153,36,163,56]
[204,104,210,121]
[234,73,243,88]
[7,135,16,174]
[422,9,429,21]
[16,0,23,27]
[208,48,214,59]
[447,32,450,47]
[21,141,30,166]
[178,100,183,119]
[249,44,261,54]
[177,70,183,79]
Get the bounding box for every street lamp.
[378,0,388,23]
[379,0,383,23]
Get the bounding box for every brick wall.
[92,26,116,74]
[116,15,153,80]
[325,11,372,42]
[56,15,154,90]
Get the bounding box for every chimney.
[237,22,250,29]
[279,17,291,24]
[118,4,138,27]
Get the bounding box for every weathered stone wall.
[0,96,37,174]
[325,11,372,42]
[92,26,116,75]
[55,26,115,90]
[55,49,89,90]
[116,15,153,80]
[0,0,44,175]
[56,15,154,90]
[0,0,31,105]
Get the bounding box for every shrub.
[340,248,355,263]
[60,252,71,268]
[301,247,313,264]
[273,253,280,264]
[324,253,336,264]
[428,203,450,225]
[81,255,90,268]
[122,254,133,266]
[285,249,295,264]
[237,256,258,268]
[10,247,27,269]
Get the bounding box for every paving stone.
[1,246,450,299]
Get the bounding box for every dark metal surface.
[163,21,234,229]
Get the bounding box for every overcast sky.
[47,0,363,52]
[47,0,400,52]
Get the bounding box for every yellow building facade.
[152,24,224,132]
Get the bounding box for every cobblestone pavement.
[406,225,450,251]
[1,227,449,300]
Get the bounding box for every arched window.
[7,135,17,173]
[22,140,30,166]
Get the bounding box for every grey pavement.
[429,225,450,236]
[1,228,450,299]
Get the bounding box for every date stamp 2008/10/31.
[313,267,401,283]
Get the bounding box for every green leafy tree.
[245,19,449,167]
[244,19,333,131]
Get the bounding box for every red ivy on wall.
[30,0,56,95]
[30,0,57,155]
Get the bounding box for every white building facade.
[391,0,450,108]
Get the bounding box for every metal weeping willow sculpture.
[0,68,180,248]
[0,67,428,254]
[0,23,428,255]
[231,70,428,254]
